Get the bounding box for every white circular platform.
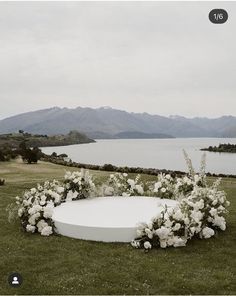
[52,196,178,242]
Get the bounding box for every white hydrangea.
[43,205,54,219]
[131,170,229,251]
[26,225,36,233]
[173,237,186,247]
[41,226,53,236]
[155,226,171,240]
[66,190,78,201]
[37,219,48,232]
[201,227,215,239]
[213,215,226,231]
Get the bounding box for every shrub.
[0,179,5,186]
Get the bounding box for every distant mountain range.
[0,107,236,138]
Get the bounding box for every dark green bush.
[0,179,5,186]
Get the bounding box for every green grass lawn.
[0,160,236,295]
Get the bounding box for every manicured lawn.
[0,160,236,295]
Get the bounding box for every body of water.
[42,138,236,175]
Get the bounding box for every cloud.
[0,1,235,119]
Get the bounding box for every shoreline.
[41,155,236,179]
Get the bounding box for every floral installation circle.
[7,151,230,250]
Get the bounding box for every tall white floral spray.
[103,173,145,197]
[64,169,96,201]
[131,151,230,250]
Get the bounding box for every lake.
[42,138,236,175]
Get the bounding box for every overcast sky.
[0,1,235,120]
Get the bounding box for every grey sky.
[0,1,235,120]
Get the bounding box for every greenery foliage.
[201,143,236,153]
[0,161,235,294]
[0,130,94,149]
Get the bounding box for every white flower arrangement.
[8,152,230,248]
[64,169,96,201]
[12,169,96,236]
[130,152,230,250]
[151,173,175,199]
[16,180,64,236]
[104,173,145,197]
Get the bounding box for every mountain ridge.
[0,107,236,138]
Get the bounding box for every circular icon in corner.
[8,273,23,287]
[209,9,228,24]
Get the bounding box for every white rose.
[226,201,230,207]
[194,175,200,182]
[209,208,217,217]
[190,227,196,235]
[30,188,37,194]
[66,190,78,201]
[184,217,190,225]
[57,186,64,194]
[144,241,152,249]
[161,187,167,193]
[127,179,135,188]
[160,240,167,248]
[173,209,183,221]
[219,196,225,204]
[154,182,162,192]
[164,219,173,228]
[18,208,24,217]
[173,223,181,231]
[135,185,144,195]
[195,199,204,210]
[212,199,218,206]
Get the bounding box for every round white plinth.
[52,196,178,242]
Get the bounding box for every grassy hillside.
[0,160,236,295]
[0,130,95,149]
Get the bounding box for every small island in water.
[201,143,236,153]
